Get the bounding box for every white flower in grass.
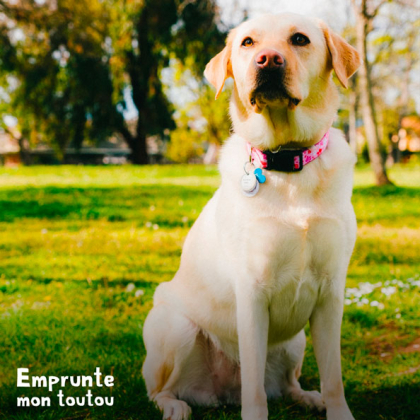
[361,298,369,305]
[125,283,135,293]
[359,283,376,295]
[346,288,362,298]
[378,303,385,310]
[370,301,379,307]
[135,289,144,298]
[344,299,352,305]
[396,313,402,319]
[153,224,159,230]
[182,216,188,224]
[145,221,152,228]
[345,289,354,298]
[41,229,48,234]
[150,205,155,211]
[31,301,51,310]
[381,286,396,296]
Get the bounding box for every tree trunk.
[354,4,392,185]
[348,77,358,155]
[4,126,32,165]
[203,142,219,164]
[130,134,149,164]
[117,116,149,165]
[18,137,32,165]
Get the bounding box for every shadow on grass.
[353,185,420,198]
[348,383,420,420]
[4,382,419,420]
[0,185,216,226]
[1,184,419,224]
[122,381,420,420]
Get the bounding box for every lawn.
[0,163,419,420]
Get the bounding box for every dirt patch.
[368,333,420,361]
[398,336,420,354]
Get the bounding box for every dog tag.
[241,173,259,197]
[254,167,266,184]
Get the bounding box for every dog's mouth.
[250,90,301,111]
[250,71,301,112]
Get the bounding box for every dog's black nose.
[255,49,285,69]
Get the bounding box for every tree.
[165,83,231,163]
[370,8,420,117]
[108,0,227,163]
[0,0,123,160]
[351,0,393,185]
[166,110,204,163]
[351,0,420,177]
[0,0,226,164]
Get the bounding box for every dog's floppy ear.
[322,25,361,89]
[204,30,235,99]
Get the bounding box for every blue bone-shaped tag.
[254,168,266,183]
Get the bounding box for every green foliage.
[380,107,400,145]
[165,84,231,162]
[0,164,419,419]
[197,84,232,145]
[166,111,204,163]
[0,0,227,163]
[0,0,121,156]
[169,0,227,77]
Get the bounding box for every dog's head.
[205,13,361,148]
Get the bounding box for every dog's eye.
[291,33,310,46]
[241,37,254,47]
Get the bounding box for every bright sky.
[216,0,349,31]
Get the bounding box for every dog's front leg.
[236,286,269,420]
[310,296,354,420]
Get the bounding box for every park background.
[0,0,419,419]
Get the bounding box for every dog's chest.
[241,200,348,342]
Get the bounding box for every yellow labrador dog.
[143,13,360,420]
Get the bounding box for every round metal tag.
[241,173,257,192]
[241,173,259,197]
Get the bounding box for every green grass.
[0,163,419,420]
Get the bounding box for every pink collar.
[246,130,330,172]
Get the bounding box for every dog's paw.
[162,399,191,420]
[289,389,325,412]
[299,390,325,412]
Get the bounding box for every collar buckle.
[264,149,303,172]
